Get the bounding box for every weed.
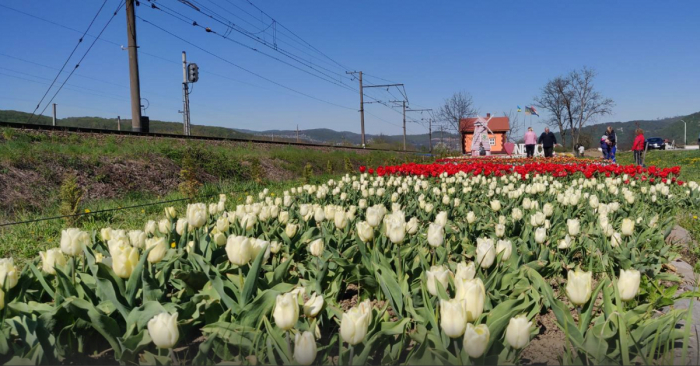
[58,173,83,226]
[178,148,201,202]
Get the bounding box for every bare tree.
[503,109,524,143]
[437,91,477,134]
[534,76,571,147]
[535,67,614,151]
[568,67,614,148]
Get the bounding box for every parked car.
[645,137,665,150]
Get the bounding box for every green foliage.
[326,160,333,175]
[248,158,265,184]
[58,173,83,225]
[179,148,201,201]
[303,162,313,183]
[344,156,353,173]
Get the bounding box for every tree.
[437,91,477,135]
[535,67,614,151]
[534,76,571,147]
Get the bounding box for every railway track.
[0,120,425,154]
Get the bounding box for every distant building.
[459,113,510,154]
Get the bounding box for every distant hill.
[557,111,700,150]
[0,110,459,150]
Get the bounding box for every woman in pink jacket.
[523,127,537,158]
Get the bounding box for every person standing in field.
[632,128,645,166]
[538,127,558,158]
[523,127,537,158]
[604,126,617,162]
[600,136,609,160]
[578,144,585,157]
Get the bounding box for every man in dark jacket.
[538,127,557,157]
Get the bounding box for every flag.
[517,105,522,112]
[526,106,539,117]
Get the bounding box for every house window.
[489,138,496,146]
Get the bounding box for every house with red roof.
[459,113,511,154]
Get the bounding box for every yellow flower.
[271,192,276,197]
[84,209,91,213]
[171,242,176,248]
[694,215,698,220]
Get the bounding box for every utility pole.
[117,116,121,131]
[365,82,405,148]
[125,0,143,132]
[402,101,406,150]
[296,125,299,143]
[681,119,686,146]
[346,71,365,147]
[181,51,190,136]
[52,103,57,126]
[406,108,433,152]
[429,118,432,153]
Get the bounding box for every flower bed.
[0,162,699,365]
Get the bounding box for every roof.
[460,116,510,132]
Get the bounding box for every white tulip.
[225,236,252,266]
[158,218,171,235]
[285,223,299,238]
[566,268,592,306]
[611,232,623,247]
[558,235,573,249]
[366,205,385,227]
[440,298,467,338]
[621,218,635,237]
[100,227,112,242]
[293,331,317,366]
[456,277,485,322]
[618,269,641,301]
[427,223,444,247]
[496,239,512,260]
[567,219,580,237]
[216,216,229,233]
[334,211,348,229]
[313,207,325,222]
[505,315,532,349]
[511,208,523,221]
[495,223,506,238]
[455,261,476,280]
[40,248,66,275]
[186,203,208,228]
[111,243,139,279]
[356,221,374,243]
[148,312,179,349]
[543,203,554,217]
[240,213,257,230]
[467,211,477,224]
[530,212,545,227]
[490,200,502,212]
[60,228,90,257]
[273,292,299,330]
[278,211,290,225]
[175,219,188,236]
[303,293,324,318]
[250,238,271,262]
[309,239,325,257]
[406,217,419,235]
[589,195,599,209]
[435,211,448,227]
[340,304,371,345]
[145,237,168,264]
[426,265,450,296]
[145,220,157,235]
[476,238,495,269]
[0,258,19,290]
[534,227,547,244]
[463,323,490,358]
[387,221,406,244]
[358,199,367,209]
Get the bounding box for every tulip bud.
[534,227,547,244]
[148,312,179,349]
[490,200,502,212]
[358,199,367,209]
[240,213,257,230]
[611,232,622,247]
[618,269,641,301]
[313,207,325,222]
[216,216,229,233]
[145,237,168,263]
[467,211,477,224]
[440,298,467,338]
[164,207,176,220]
[334,211,348,229]
[60,228,90,257]
[366,206,384,227]
[175,218,188,236]
[356,221,374,243]
[455,261,476,280]
[435,211,448,227]
[505,315,533,349]
[567,219,580,237]
[111,243,139,279]
[340,304,371,345]
[406,217,419,235]
[530,211,545,227]
[186,203,208,229]
[456,277,485,322]
[100,227,112,242]
[285,223,299,238]
[124,230,144,249]
[293,331,318,366]
[621,218,634,237]
[476,238,495,269]
[304,292,324,318]
[496,239,512,260]
[426,223,444,248]
[40,248,67,275]
[387,221,406,244]
[157,218,170,235]
[511,208,523,221]
[565,268,592,306]
[543,203,554,217]
[0,258,19,290]
[274,292,300,330]
[426,265,450,296]
[278,211,290,225]
[495,223,506,238]
[250,238,271,262]
[463,323,490,358]
[308,239,325,257]
[226,236,252,266]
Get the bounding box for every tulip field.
[1,156,700,365]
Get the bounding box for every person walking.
[632,128,645,166]
[523,127,537,158]
[604,126,617,162]
[538,127,558,158]
[578,144,585,157]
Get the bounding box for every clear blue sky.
[2,0,699,135]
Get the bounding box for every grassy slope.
[0,128,425,263]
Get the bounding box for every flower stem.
[454,339,462,365]
[348,344,354,366]
[286,331,292,358]
[169,348,178,365]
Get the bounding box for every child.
[578,144,585,157]
[600,136,609,160]
[632,128,645,166]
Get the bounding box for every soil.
[521,309,566,366]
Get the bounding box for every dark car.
[645,137,665,150]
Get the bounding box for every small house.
[459,113,510,154]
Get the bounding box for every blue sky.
[2,0,699,135]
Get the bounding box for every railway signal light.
[187,63,199,83]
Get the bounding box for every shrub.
[58,173,84,225]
